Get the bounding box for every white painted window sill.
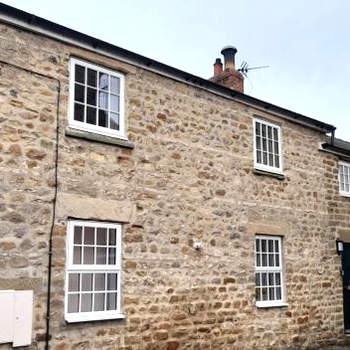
[256,302,288,309]
[65,312,126,323]
[339,191,350,198]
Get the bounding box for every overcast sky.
[3,0,350,140]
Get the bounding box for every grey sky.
[3,0,350,140]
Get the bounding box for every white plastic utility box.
[0,290,33,347]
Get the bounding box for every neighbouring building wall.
[0,22,348,350]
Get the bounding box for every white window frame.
[253,118,283,174]
[65,220,124,323]
[68,57,126,139]
[339,161,350,197]
[255,235,287,308]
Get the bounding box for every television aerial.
[238,61,269,77]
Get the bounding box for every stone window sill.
[65,128,135,149]
[253,168,285,180]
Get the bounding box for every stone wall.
[0,22,349,350]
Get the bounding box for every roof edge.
[0,3,336,134]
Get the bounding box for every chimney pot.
[221,45,237,71]
[213,58,223,76]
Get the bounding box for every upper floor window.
[69,58,125,139]
[65,220,123,322]
[339,161,350,197]
[255,235,285,308]
[253,118,282,174]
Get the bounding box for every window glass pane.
[68,294,79,313]
[87,88,97,106]
[94,293,105,311]
[256,151,262,164]
[69,273,80,292]
[268,254,274,267]
[346,184,349,192]
[256,253,260,267]
[268,153,273,166]
[256,239,260,252]
[74,84,85,103]
[262,124,266,137]
[81,293,92,312]
[261,240,267,252]
[110,113,119,130]
[255,273,260,286]
[275,254,280,267]
[96,247,107,264]
[261,273,267,286]
[74,103,84,122]
[268,126,272,139]
[74,226,82,244]
[275,156,280,168]
[86,107,97,125]
[255,287,261,301]
[108,247,116,265]
[262,138,267,152]
[82,273,93,291]
[268,139,273,153]
[268,240,274,252]
[341,182,345,191]
[276,287,281,300]
[75,65,85,84]
[95,273,105,291]
[83,247,94,264]
[107,273,117,290]
[268,273,274,286]
[97,228,107,245]
[275,272,281,285]
[256,136,261,150]
[87,69,97,87]
[73,246,81,264]
[262,253,267,266]
[99,91,109,109]
[110,95,119,112]
[109,229,116,245]
[262,288,268,301]
[269,287,275,301]
[107,293,117,310]
[99,72,109,90]
[84,227,95,245]
[255,122,261,135]
[111,76,120,94]
[274,141,279,155]
[98,110,108,128]
[275,240,279,252]
[273,128,278,141]
[263,152,268,165]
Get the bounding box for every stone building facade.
[0,4,350,350]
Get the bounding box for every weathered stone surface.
[56,193,134,223]
[0,19,348,350]
[0,278,43,292]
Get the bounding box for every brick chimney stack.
[209,46,244,93]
